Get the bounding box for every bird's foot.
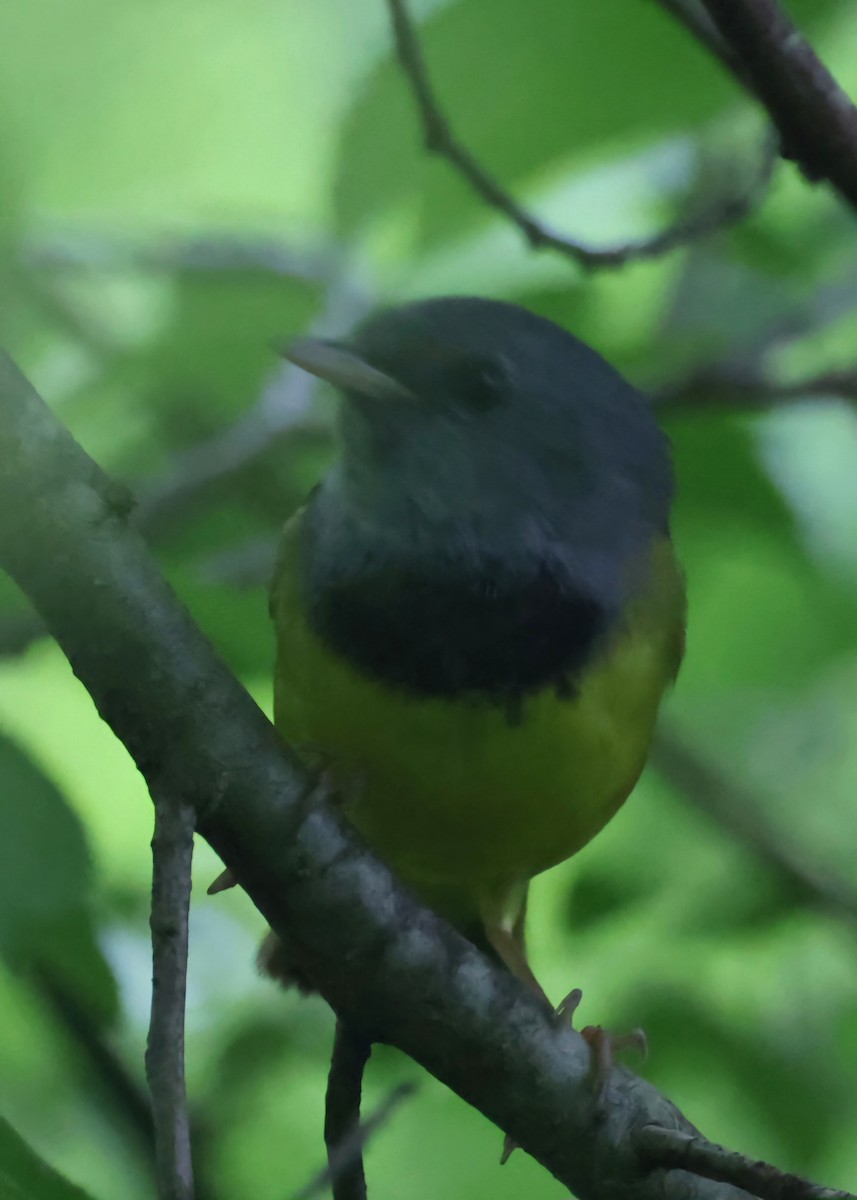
[558,987,647,1099]
[499,988,646,1165]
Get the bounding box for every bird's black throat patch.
[304,547,614,715]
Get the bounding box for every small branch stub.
[637,1125,857,1200]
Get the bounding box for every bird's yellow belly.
[273,574,678,911]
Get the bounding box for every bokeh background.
[1,1,857,1197]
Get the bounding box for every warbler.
[249,296,685,999]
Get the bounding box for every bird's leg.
[478,886,552,1005]
[478,887,555,1165]
[482,921,552,1006]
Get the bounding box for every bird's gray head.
[285,296,672,581]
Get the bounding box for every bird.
[223,296,685,1010]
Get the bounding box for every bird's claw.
[207,867,237,895]
[559,988,647,1099]
[502,986,630,1164]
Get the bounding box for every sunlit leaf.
[0,731,118,1027]
[0,1118,95,1200]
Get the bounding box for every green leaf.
[565,866,658,934]
[666,414,857,691]
[0,731,118,1027]
[0,1118,95,1200]
[662,251,809,364]
[629,989,845,1167]
[165,561,275,680]
[670,415,796,541]
[118,271,321,457]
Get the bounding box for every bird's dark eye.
[458,357,509,411]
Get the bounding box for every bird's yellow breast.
[271,520,684,925]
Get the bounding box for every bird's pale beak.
[283,337,413,402]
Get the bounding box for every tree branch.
[691,0,857,208]
[33,962,221,1200]
[655,363,857,413]
[323,1022,372,1200]
[386,0,775,270]
[293,1080,415,1200]
[17,270,120,359]
[0,274,369,661]
[637,1125,857,1200]
[21,231,339,284]
[134,277,368,536]
[145,795,196,1200]
[2,348,848,1198]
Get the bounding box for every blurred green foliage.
[0,1119,95,1200]
[1,1,856,1197]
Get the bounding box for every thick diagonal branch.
[0,347,827,1199]
[694,0,857,209]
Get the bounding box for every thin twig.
[651,732,857,925]
[293,1075,415,1200]
[145,794,196,1200]
[386,0,775,270]
[0,273,370,658]
[133,372,326,537]
[695,0,857,207]
[133,277,367,535]
[33,963,219,1200]
[21,231,339,284]
[637,1125,857,1200]
[322,1021,373,1200]
[198,535,279,589]
[16,231,364,541]
[656,364,857,412]
[17,271,120,359]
